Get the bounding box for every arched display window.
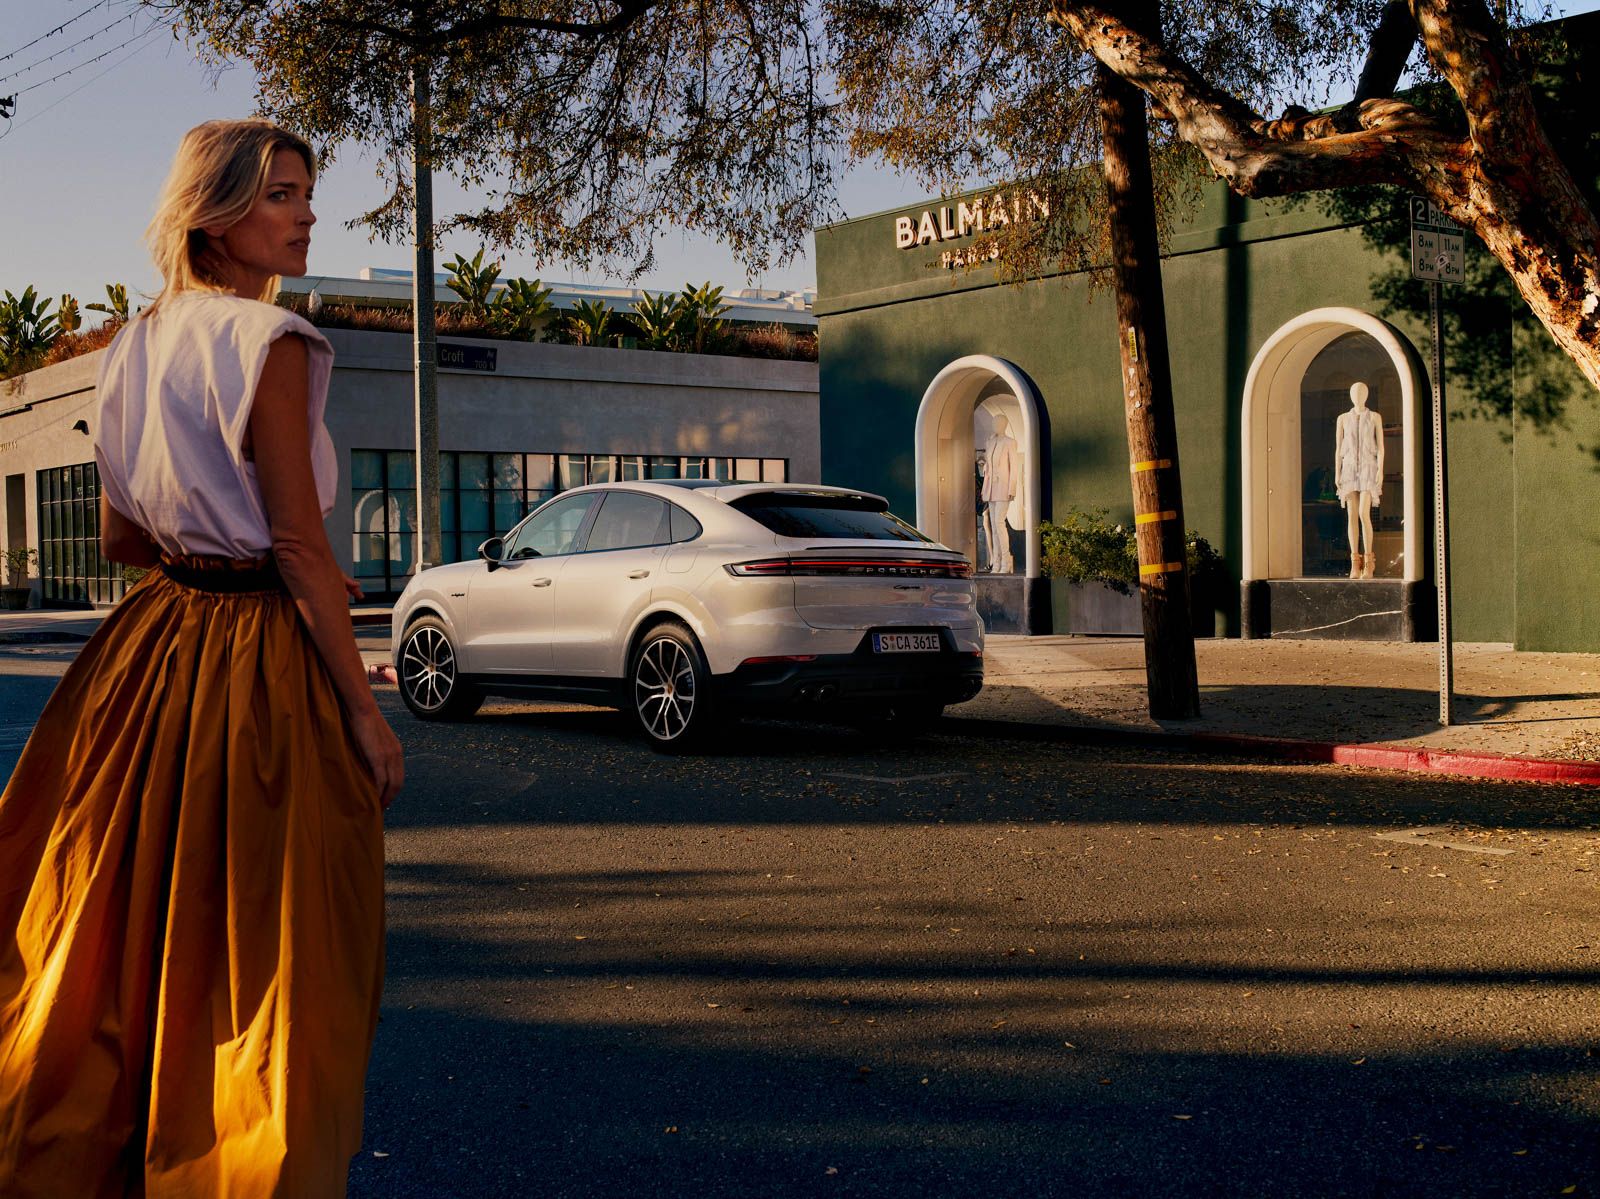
[1242,309,1426,585]
[914,355,1043,579]
[1296,332,1406,578]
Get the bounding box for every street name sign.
[1410,197,1464,283]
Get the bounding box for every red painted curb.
[352,612,391,627]
[1186,732,1600,786]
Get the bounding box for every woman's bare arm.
[249,333,403,806]
[99,495,161,567]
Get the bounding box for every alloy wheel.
[402,624,457,713]
[633,635,697,741]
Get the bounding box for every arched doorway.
[1240,308,1430,639]
[914,355,1048,632]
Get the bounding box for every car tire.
[629,621,718,752]
[398,616,484,721]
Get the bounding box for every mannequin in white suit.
[981,415,1018,573]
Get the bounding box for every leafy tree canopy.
[150,0,836,275]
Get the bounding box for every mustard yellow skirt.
[0,557,385,1198]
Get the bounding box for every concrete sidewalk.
[961,635,1600,780]
[7,605,1598,779]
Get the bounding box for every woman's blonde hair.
[144,118,315,316]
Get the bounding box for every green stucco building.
[814,182,1600,651]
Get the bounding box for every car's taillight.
[726,557,972,579]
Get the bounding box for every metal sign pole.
[1410,196,1459,728]
[1430,280,1454,725]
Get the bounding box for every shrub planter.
[1050,580,1142,635]
[1050,579,1222,637]
[0,586,32,611]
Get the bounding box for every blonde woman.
[0,119,402,1196]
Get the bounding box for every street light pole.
[410,58,442,575]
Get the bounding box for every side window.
[505,493,596,559]
[585,492,670,552]
[669,504,702,544]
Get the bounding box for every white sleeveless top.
[93,292,338,558]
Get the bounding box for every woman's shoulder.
[164,291,329,350]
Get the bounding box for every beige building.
[0,326,819,606]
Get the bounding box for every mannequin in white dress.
[1334,381,1384,579]
[981,416,1018,574]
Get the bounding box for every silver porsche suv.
[390,482,984,749]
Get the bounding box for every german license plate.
[873,632,941,653]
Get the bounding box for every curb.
[942,716,1600,787]
[1186,730,1600,785]
[0,629,93,645]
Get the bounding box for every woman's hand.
[344,574,365,602]
[350,707,405,809]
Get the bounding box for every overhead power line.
[7,22,165,133]
[0,0,116,66]
[16,18,164,96]
[0,10,138,86]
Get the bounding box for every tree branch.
[1409,0,1537,162]
[305,1,661,49]
[427,0,659,46]
[1048,3,1460,199]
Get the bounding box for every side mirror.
[478,536,505,571]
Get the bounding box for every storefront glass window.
[1298,332,1404,577]
[36,462,124,606]
[352,449,789,593]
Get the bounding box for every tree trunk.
[1097,27,1200,721]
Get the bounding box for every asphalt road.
[3,638,1598,1198]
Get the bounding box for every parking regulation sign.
[1410,197,1464,283]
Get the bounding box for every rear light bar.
[726,557,973,579]
[740,655,819,666]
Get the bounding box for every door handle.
[629,569,651,579]
[532,578,553,588]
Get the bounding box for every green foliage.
[561,299,616,347]
[630,291,690,351]
[0,287,60,376]
[444,248,502,318]
[1040,507,1225,601]
[487,277,554,339]
[86,283,131,323]
[121,565,151,588]
[57,294,81,334]
[679,281,729,354]
[3,545,38,586]
[1040,508,1139,593]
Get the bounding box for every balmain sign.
[892,189,1051,269]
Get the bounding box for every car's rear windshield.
[731,493,932,542]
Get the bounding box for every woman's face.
[208,148,316,287]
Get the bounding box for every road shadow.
[351,859,1600,1198]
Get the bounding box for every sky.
[3,0,1599,315]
